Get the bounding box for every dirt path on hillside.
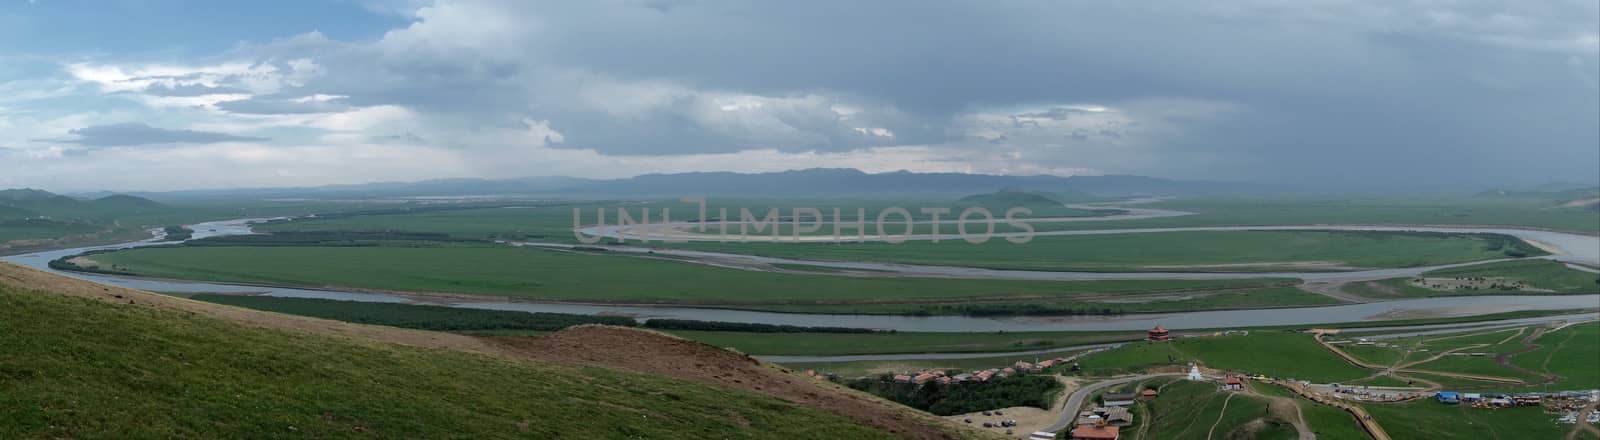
[1242,383,1315,440]
[1492,327,1563,388]
[1205,393,1238,440]
[1272,380,1393,440]
[1313,331,1524,387]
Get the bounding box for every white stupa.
[1187,364,1203,381]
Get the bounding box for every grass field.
[1508,321,1599,391]
[1252,383,1370,440]
[1361,398,1567,439]
[254,198,1105,246]
[85,243,1289,311]
[1340,327,1526,366]
[1128,380,1292,440]
[1072,332,1374,383]
[661,230,1536,272]
[0,284,894,439]
[1346,259,1600,300]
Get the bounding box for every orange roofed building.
[1148,325,1170,342]
[1072,424,1119,440]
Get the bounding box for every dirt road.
[1044,373,1184,433]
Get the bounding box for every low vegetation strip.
[188,294,637,331]
[640,318,886,334]
[844,375,1065,416]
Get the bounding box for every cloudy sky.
[1,0,1596,191]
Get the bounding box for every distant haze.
[0,1,1595,191]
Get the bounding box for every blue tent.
[1436,391,1461,404]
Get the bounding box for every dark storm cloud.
[213,0,1595,186]
[56,123,266,147]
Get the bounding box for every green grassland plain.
[87,243,1297,313]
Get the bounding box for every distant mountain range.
[0,188,167,221]
[73,169,1265,200]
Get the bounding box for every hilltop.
[957,189,1069,208]
[0,188,167,221]
[0,262,975,439]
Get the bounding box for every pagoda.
[1147,325,1171,342]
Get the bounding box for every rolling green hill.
[0,264,958,439]
[0,188,168,221]
[957,189,1065,208]
[0,189,178,252]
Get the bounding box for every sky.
[1,0,1596,192]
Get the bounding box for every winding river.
[4,209,1596,340]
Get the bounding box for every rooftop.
[1073,424,1120,440]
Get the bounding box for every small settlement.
[1433,389,1600,424]
[891,356,1070,386]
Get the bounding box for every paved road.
[1043,373,1184,433]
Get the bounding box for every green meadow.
[88,243,1283,310]
[0,284,894,439]
[663,230,1537,272]
[1344,259,1599,300]
[1130,380,1294,440]
[1361,399,1566,440]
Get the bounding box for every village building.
[1077,413,1102,426]
[1072,423,1120,440]
[1141,389,1159,399]
[1436,391,1461,404]
[1148,325,1170,342]
[1095,407,1133,425]
[893,374,912,383]
[1101,392,1138,407]
[1224,377,1244,391]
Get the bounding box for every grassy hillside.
[1074,332,1374,382]
[0,279,910,439]
[1130,380,1295,440]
